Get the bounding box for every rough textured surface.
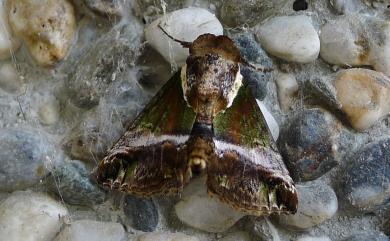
[0,191,68,241]
[137,232,200,241]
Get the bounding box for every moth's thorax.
[181,53,242,123]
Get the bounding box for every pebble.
[320,15,390,75]
[145,7,223,66]
[256,15,320,63]
[0,0,20,60]
[174,177,245,233]
[38,100,60,125]
[7,0,76,66]
[219,232,252,241]
[66,22,143,109]
[253,218,281,241]
[341,138,390,212]
[275,73,299,111]
[0,62,22,93]
[278,108,341,181]
[46,160,105,206]
[257,100,280,141]
[334,68,390,131]
[342,231,389,241]
[296,236,332,241]
[277,180,338,230]
[123,195,158,232]
[53,220,125,241]
[0,128,64,191]
[329,0,365,14]
[0,191,68,241]
[83,0,125,17]
[232,33,273,100]
[137,232,199,241]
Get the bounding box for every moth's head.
[181,34,243,119]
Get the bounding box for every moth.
[94,29,298,216]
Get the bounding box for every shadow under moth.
[94,30,298,216]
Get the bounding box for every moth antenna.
[240,57,273,73]
[158,24,192,48]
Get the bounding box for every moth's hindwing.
[209,85,298,215]
[95,71,196,196]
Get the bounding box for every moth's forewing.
[209,85,298,215]
[95,71,196,196]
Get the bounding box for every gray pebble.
[46,160,105,206]
[123,195,159,232]
[278,108,341,181]
[0,128,63,191]
[341,138,390,212]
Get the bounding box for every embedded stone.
[0,191,68,241]
[277,180,338,230]
[334,68,390,131]
[7,0,76,66]
[256,15,320,63]
[275,73,299,111]
[145,7,223,66]
[0,0,20,59]
[137,232,199,241]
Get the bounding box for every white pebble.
[38,100,59,125]
[53,220,125,241]
[275,73,298,111]
[0,0,20,60]
[257,100,280,141]
[256,15,320,63]
[7,0,76,66]
[296,236,332,241]
[0,63,22,93]
[277,180,338,230]
[175,177,245,233]
[0,190,68,241]
[137,232,199,241]
[145,7,223,66]
[320,15,390,76]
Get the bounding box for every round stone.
[53,220,125,241]
[145,7,223,66]
[0,191,68,241]
[123,195,159,232]
[46,160,106,206]
[277,180,338,230]
[174,177,245,233]
[341,138,390,212]
[278,108,341,181]
[334,68,390,131]
[256,15,320,63]
[0,128,64,191]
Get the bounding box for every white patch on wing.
[129,134,189,147]
[213,139,292,182]
[226,67,243,108]
[180,64,188,103]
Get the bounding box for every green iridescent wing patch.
[208,85,298,215]
[95,72,196,196]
